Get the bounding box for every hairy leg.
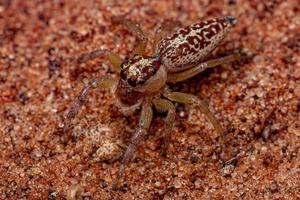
[167,52,242,83]
[77,49,123,73]
[153,20,181,52]
[153,98,176,155]
[118,102,153,178]
[63,76,117,132]
[123,20,148,55]
[163,91,224,135]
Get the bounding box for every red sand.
[0,1,299,199]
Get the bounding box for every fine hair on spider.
[63,16,245,178]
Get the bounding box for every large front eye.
[127,78,137,87]
[120,69,127,80]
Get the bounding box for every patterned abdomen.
[157,16,236,72]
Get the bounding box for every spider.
[64,16,243,178]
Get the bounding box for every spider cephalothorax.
[64,16,244,178]
[120,55,166,91]
[120,55,161,86]
[116,54,167,105]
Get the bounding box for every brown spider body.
[116,16,236,106]
[65,16,243,178]
[116,55,165,105]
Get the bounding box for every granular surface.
[0,1,299,199]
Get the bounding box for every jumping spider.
[64,16,243,177]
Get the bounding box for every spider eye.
[137,80,145,85]
[127,78,137,87]
[120,70,127,80]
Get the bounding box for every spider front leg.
[77,49,123,73]
[123,20,148,55]
[164,92,224,135]
[153,98,176,155]
[63,76,117,132]
[118,102,153,178]
[167,52,243,83]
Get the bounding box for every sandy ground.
[0,0,300,199]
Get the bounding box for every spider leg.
[167,52,243,83]
[118,102,153,178]
[63,76,117,133]
[163,91,224,135]
[153,20,181,52]
[153,98,176,155]
[77,49,123,73]
[123,20,148,55]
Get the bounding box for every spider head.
[115,54,167,105]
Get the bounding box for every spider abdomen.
[157,16,236,72]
